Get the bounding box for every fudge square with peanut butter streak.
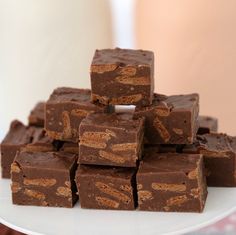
[134,93,199,144]
[90,48,154,107]
[78,113,145,167]
[137,152,207,212]
[76,165,137,210]
[11,151,78,208]
[1,121,57,179]
[183,133,236,187]
[1,120,34,179]
[45,87,108,143]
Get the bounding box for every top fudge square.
[90,48,154,106]
[45,87,107,142]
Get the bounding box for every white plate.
[0,177,236,235]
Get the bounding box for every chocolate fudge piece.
[134,93,199,144]
[196,134,236,187]
[45,87,107,142]
[28,102,45,127]
[91,48,154,106]
[137,153,207,212]
[79,113,144,167]
[0,120,34,178]
[11,151,78,208]
[76,165,136,210]
[197,116,218,135]
[60,142,79,154]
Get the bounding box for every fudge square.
[11,151,78,208]
[134,93,199,144]
[90,48,154,106]
[76,165,136,210]
[184,133,236,187]
[197,115,218,135]
[0,120,34,178]
[79,113,144,167]
[45,87,107,142]
[137,152,207,212]
[28,102,45,127]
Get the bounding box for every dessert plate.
[1,176,236,235]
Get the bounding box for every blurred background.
[1,1,236,234]
[1,0,236,139]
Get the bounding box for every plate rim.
[0,202,235,235]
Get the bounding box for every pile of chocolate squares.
[1,48,234,213]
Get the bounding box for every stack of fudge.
[0,48,234,213]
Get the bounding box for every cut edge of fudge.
[76,164,137,210]
[183,133,236,187]
[11,151,78,208]
[137,153,207,213]
[134,93,199,144]
[79,113,145,167]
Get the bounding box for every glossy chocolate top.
[92,48,154,66]
[81,113,144,131]
[139,152,202,174]
[15,151,77,170]
[47,87,92,104]
[136,93,199,111]
[77,164,135,180]
[2,120,33,145]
